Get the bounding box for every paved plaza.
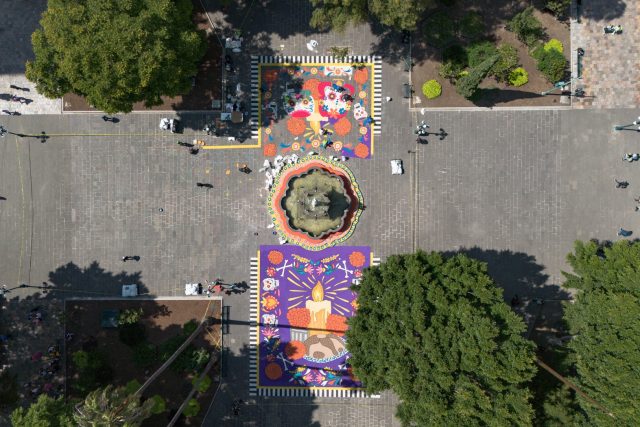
[2,0,640,425]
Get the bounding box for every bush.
[507,7,545,47]
[190,348,210,371]
[439,61,462,82]
[183,398,200,417]
[421,80,442,99]
[425,12,455,48]
[546,0,571,18]
[536,48,567,82]
[119,322,147,347]
[508,67,529,86]
[443,44,468,68]
[124,379,142,395]
[491,44,519,82]
[466,41,498,68]
[544,38,564,53]
[118,308,143,326]
[133,343,156,368]
[192,374,212,393]
[149,394,166,414]
[71,350,113,395]
[456,54,500,98]
[183,319,198,336]
[459,11,485,41]
[531,42,545,61]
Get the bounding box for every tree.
[347,251,536,426]
[562,240,640,425]
[456,54,499,98]
[74,385,153,427]
[310,0,435,32]
[118,308,144,326]
[491,44,519,82]
[506,7,544,47]
[11,395,74,427]
[26,0,207,113]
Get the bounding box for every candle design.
[305,281,332,336]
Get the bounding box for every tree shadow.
[202,344,320,426]
[577,0,626,21]
[47,261,149,297]
[471,87,546,107]
[0,0,47,75]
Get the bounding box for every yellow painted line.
[260,63,374,67]
[201,144,260,150]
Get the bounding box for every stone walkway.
[571,0,640,108]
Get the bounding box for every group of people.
[614,179,635,237]
[26,343,64,400]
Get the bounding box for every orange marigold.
[267,250,284,265]
[265,362,283,380]
[303,78,321,95]
[284,340,306,360]
[286,307,311,328]
[333,117,352,136]
[326,313,348,336]
[354,67,369,85]
[263,143,277,157]
[287,118,307,136]
[349,251,366,267]
[354,143,369,158]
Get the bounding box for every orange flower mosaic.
[354,143,369,158]
[267,250,284,265]
[349,251,366,267]
[287,117,307,135]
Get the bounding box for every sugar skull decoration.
[262,278,280,292]
[283,90,315,118]
[262,313,278,326]
[317,82,355,120]
[323,65,353,79]
[352,102,369,121]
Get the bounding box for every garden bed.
[411,0,570,108]
[64,298,221,426]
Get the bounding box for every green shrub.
[508,67,529,86]
[507,6,545,47]
[546,0,570,18]
[71,350,113,395]
[190,348,210,371]
[118,308,143,326]
[183,319,198,336]
[544,38,564,53]
[425,12,455,48]
[192,374,212,393]
[118,322,146,347]
[149,394,166,414]
[183,398,200,417]
[460,11,485,41]
[124,379,141,395]
[456,54,500,98]
[133,343,156,368]
[439,61,462,82]
[536,48,567,82]
[491,44,519,82]
[531,42,545,61]
[443,44,468,68]
[466,41,498,68]
[421,80,442,99]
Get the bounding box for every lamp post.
[540,80,569,96]
[613,117,640,131]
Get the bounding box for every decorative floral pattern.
[257,245,370,391]
[259,62,375,158]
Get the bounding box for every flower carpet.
[251,56,381,159]
[249,245,373,397]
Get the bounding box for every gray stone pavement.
[571,0,639,108]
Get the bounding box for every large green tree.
[10,395,74,427]
[309,0,435,32]
[456,53,499,99]
[562,240,640,425]
[74,385,154,427]
[26,0,207,113]
[347,251,536,426]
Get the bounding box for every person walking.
[617,228,632,237]
[196,182,213,188]
[615,179,629,188]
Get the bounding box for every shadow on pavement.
[47,261,149,298]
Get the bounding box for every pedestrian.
[239,164,251,174]
[196,182,213,188]
[615,179,629,188]
[122,256,133,262]
[510,294,521,307]
[190,147,199,155]
[617,228,632,237]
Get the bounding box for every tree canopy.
[74,385,153,427]
[562,240,640,425]
[309,0,435,32]
[346,251,536,426]
[26,0,207,113]
[10,395,74,427]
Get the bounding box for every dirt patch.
[65,298,221,426]
[411,0,570,108]
[63,0,222,112]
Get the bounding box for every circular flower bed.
[422,80,442,99]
